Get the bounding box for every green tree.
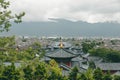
[103,72,112,80]
[0,0,25,32]
[48,59,63,80]
[23,65,34,80]
[79,73,87,80]
[93,68,103,80]
[84,68,94,80]
[31,42,45,58]
[0,36,15,48]
[69,66,79,80]
[34,62,48,80]
[106,51,120,62]
[2,63,20,80]
[89,48,120,62]
[82,42,95,53]
[114,75,120,80]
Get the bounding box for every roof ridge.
[63,49,77,55]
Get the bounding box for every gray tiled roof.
[72,56,83,61]
[95,63,120,70]
[88,56,102,63]
[45,49,78,58]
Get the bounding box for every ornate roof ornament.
[59,42,64,48]
[59,37,64,48]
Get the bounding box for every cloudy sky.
[9,0,120,23]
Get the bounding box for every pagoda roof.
[45,49,79,59]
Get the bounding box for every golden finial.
[59,37,64,48]
[60,42,63,48]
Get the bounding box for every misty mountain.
[1,19,120,37]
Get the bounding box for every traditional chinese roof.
[45,49,79,59]
[95,63,120,70]
[71,56,83,61]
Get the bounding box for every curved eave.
[45,54,79,59]
[45,48,80,59]
[53,47,70,49]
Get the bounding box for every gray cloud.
[9,0,120,23]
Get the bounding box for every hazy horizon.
[1,19,120,38]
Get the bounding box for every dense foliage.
[81,40,104,53]
[0,60,120,80]
[0,36,45,62]
[89,48,120,62]
[0,0,25,32]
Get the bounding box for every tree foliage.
[48,59,63,80]
[0,36,15,48]
[81,42,95,53]
[89,48,120,62]
[69,66,79,80]
[34,62,48,80]
[1,63,20,80]
[93,68,103,80]
[0,36,45,62]
[103,72,113,80]
[114,75,120,80]
[0,60,120,80]
[0,0,25,32]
